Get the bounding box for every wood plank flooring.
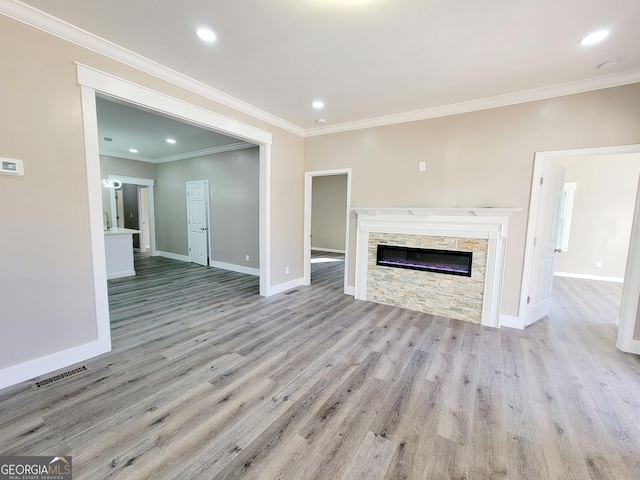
[1,255,640,479]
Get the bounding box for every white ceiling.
[96,97,250,162]
[14,0,640,132]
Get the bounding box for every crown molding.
[0,0,305,137]
[3,0,639,140]
[305,69,640,137]
[153,142,256,163]
[100,142,255,164]
[99,151,154,163]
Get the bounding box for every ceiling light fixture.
[196,27,217,43]
[129,148,138,153]
[579,29,610,46]
[312,100,324,109]
[166,138,177,144]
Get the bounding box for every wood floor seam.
[0,254,638,479]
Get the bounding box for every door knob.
[554,248,562,253]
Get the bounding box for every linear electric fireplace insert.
[376,244,472,277]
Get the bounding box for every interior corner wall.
[304,83,640,316]
[155,147,260,268]
[311,175,347,251]
[553,153,640,279]
[0,14,303,380]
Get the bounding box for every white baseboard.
[617,337,640,355]
[209,260,260,276]
[156,253,260,278]
[311,247,346,254]
[344,285,355,296]
[500,314,524,330]
[268,277,305,296]
[157,251,190,263]
[107,269,136,280]
[0,339,110,391]
[554,272,624,283]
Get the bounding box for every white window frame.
[556,182,577,252]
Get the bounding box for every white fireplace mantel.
[352,207,521,217]
[353,207,521,328]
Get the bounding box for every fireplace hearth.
[376,244,472,277]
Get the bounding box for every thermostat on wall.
[1,158,24,175]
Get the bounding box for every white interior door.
[527,161,566,325]
[186,180,210,266]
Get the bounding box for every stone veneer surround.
[354,208,520,328]
[368,233,488,323]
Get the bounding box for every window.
[556,182,577,251]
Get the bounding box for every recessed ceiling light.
[579,29,610,46]
[312,100,325,109]
[196,27,217,43]
[316,118,326,124]
[129,148,138,153]
[166,138,177,144]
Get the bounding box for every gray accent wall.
[553,154,640,279]
[311,175,347,251]
[155,147,259,268]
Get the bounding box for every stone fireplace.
[354,208,519,327]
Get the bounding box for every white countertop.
[104,227,141,236]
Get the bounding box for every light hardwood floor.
[1,254,640,479]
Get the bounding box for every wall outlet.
[596,261,602,268]
[285,266,290,275]
[246,255,250,262]
[419,161,426,172]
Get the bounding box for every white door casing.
[526,162,565,325]
[108,175,156,255]
[617,174,640,354]
[0,65,275,393]
[303,169,352,295]
[521,145,640,352]
[187,180,210,266]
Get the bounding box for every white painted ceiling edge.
[2,0,640,138]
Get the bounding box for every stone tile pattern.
[367,233,488,323]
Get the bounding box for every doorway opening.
[303,169,352,293]
[107,175,156,254]
[78,65,274,358]
[521,144,640,354]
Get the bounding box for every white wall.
[554,153,640,280]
